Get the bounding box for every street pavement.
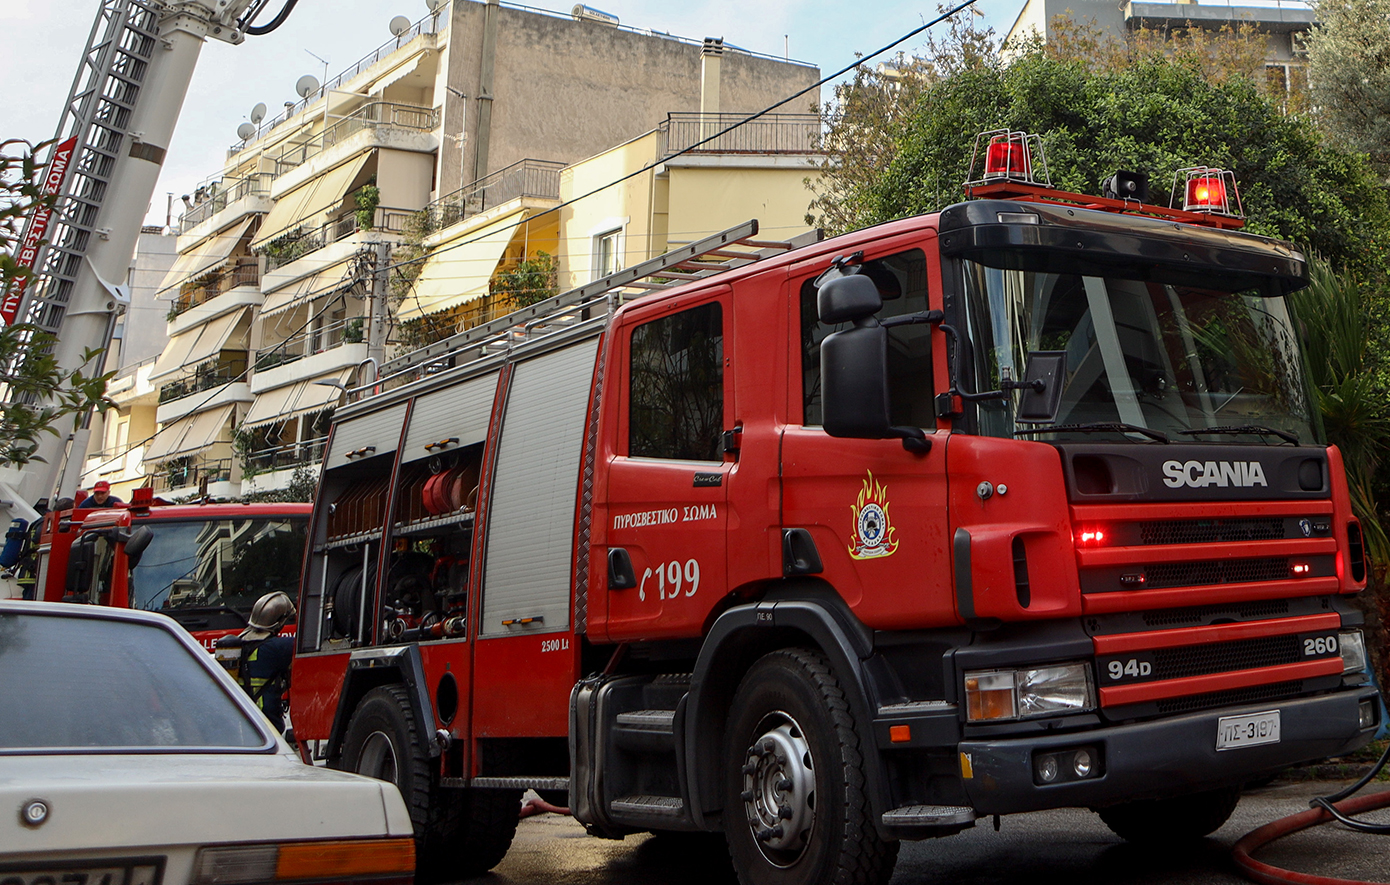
[468,781,1390,885]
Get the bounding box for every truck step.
[611,794,685,818]
[441,776,570,791]
[881,805,976,828]
[615,709,676,733]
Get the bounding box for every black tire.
[722,648,897,885]
[339,685,519,882]
[1097,786,1241,844]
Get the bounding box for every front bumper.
[958,686,1380,815]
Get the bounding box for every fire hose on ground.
[1234,741,1390,885]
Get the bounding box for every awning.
[149,308,250,380]
[241,369,351,429]
[252,153,371,248]
[396,211,528,322]
[157,217,254,295]
[145,405,236,462]
[370,54,423,93]
[260,264,353,318]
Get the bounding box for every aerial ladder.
[1,0,302,595]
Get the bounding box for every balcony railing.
[424,158,565,231]
[244,436,328,474]
[266,101,439,177]
[155,457,233,493]
[229,11,443,153]
[158,356,248,405]
[659,113,823,158]
[254,316,363,371]
[259,206,414,271]
[169,259,260,319]
[179,173,272,230]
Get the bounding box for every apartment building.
[1004,0,1315,97]
[136,0,819,498]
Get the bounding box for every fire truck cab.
[290,144,1381,885]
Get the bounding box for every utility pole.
[367,241,391,370]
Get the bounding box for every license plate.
[0,858,163,885]
[1216,710,1281,750]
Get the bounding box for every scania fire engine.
[289,133,1381,885]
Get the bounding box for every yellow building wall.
[666,165,819,247]
[557,132,661,288]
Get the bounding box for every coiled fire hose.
[1233,741,1390,885]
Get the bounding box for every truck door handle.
[608,548,636,589]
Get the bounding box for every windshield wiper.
[1015,422,1169,443]
[1177,424,1300,445]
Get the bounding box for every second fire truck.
[289,135,1381,885]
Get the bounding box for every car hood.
[1,753,413,854]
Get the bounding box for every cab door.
[603,288,733,641]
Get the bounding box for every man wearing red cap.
[79,481,123,508]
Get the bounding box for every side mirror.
[124,525,153,568]
[64,535,95,600]
[818,274,882,324]
[1015,351,1067,423]
[821,322,930,453]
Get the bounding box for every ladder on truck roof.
[357,220,821,400]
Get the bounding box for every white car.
[0,600,415,885]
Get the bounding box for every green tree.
[490,250,558,308]
[1305,0,1390,171]
[0,139,114,468]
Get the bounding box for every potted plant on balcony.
[354,181,380,232]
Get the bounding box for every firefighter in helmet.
[235,591,296,732]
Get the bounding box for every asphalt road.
[469,781,1390,885]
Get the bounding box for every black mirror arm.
[937,322,1008,405]
[880,309,943,329]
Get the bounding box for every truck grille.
[1152,634,1302,681]
[1142,599,1291,628]
[1155,680,1304,715]
[1143,557,1291,590]
[1139,517,1284,545]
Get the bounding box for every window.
[595,228,622,280]
[800,249,932,427]
[628,302,724,461]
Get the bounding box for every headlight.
[1340,630,1368,676]
[964,662,1095,722]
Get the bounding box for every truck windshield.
[129,517,307,615]
[958,260,1320,443]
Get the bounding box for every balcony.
[424,159,565,231]
[659,113,822,159]
[168,260,260,321]
[258,206,414,272]
[155,456,234,496]
[244,436,328,475]
[179,173,272,233]
[1122,0,1314,32]
[266,101,439,181]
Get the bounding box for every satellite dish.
[237,122,257,140]
[295,74,321,98]
[249,102,267,124]
[426,0,446,12]
[389,15,411,36]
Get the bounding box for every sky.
[0,0,1017,228]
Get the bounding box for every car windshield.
[0,611,269,752]
[958,259,1320,443]
[130,517,307,614]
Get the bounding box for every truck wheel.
[1097,786,1241,844]
[340,685,490,883]
[723,648,897,885]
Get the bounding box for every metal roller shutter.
[400,373,499,464]
[480,338,599,635]
[324,402,408,469]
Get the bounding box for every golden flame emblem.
[849,470,899,560]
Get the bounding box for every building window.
[595,228,622,280]
[628,302,724,461]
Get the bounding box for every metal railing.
[254,316,364,371]
[259,206,414,271]
[179,173,273,229]
[659,113,823,158]
[229,11,444,153]
[157,357,248,405]
[244,436,329,474]
[155,457,233,493]
[266,101,439,177]
[168,259,260,318]
[424,158,564,231]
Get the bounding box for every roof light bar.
[1171,166,1243,218]
[966,129,1051,190]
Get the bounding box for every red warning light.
[1077,527,1107,546]
[1291,562,1311,576]
[985,135,1030,180]
[1174,166,1242,217]
[1185,176,1225,210]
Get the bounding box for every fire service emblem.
[849,471,899,560]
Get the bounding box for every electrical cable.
[243,0,301,36]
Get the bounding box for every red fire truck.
[290,135,1381,885]
[35,489,310,650]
